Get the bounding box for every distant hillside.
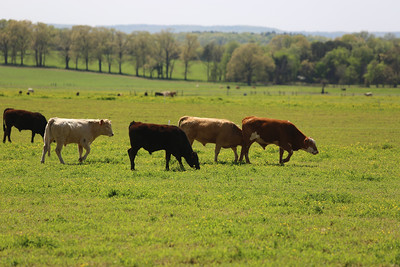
[52,24,400,39]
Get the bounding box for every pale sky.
[2,0,399,32]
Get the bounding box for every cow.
[155,91,177,97]
[178,116,243,162]
[41,118,114,164]
[3,108,47,143]
[239,116,318,165]
[128,121,200,171]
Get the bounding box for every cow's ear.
[304,138,309,145]
[100,119,104,125]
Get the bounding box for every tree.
[273,50,299,84]
[115,31,127,74]
[7,20,32,65]
[56,28,72,69]
[71,25,92,71]
[0,19,10,64]
[92,27,109,72]
[226,43,275,85]
[220,41,239,80]
[364,60,387,87]
[181,34,200,80]
[128,31,152,77]
[32,23,54,67]
[157,30,179,79]
[104,28,116,73]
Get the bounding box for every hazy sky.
[2,0,399,32]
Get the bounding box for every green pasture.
[1,66,400,266]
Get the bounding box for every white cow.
[41,118,114,164]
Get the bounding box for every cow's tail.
[43,118,55,156]
[3,108,12,132]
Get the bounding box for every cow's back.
[4,108,47,133]
[179,116,242,147]
[129,121,192,153]
[242,116,305,146]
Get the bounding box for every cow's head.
[303,137,318,155]
[189,151,200,170]
[100,119,114,137]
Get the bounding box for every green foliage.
[0,67,400,265]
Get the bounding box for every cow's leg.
[231,147,238,162]
[55,143,65,164]
[80,144,91,162]
[279,145,293,165]
[214,145,221,162]
[78,145,83,162]
[239,141,252,164]
[172,153,185,171]
[31,131,35,143]
[7,126,12,142]
[2,127,6,143]
[3,125,12,143]
[165,151,171,171]
[41,143,49,163]
[128,147,139,170]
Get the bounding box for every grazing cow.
[3,108,47,143]
[178,116,243,162]
[128,121,200,171]
[155,91,177,97]
[239,116,318,165]
[41,118,114,164]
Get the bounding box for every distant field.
[1,66,400,266]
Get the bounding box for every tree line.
[1,19,400,87]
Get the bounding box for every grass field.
[1,66,400,265]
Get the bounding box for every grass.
[1,66,400,265]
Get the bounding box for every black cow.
[128,121,200,171]
[3,108,47,143]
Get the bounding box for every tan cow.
[178,116,243,162]
[239,116,318,165]
[41,118,114,164]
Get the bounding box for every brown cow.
[178,116,243,162]
[3,108,47,143]
[239,116,318,165]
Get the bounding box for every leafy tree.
[92,27,110,72]
[273,50,299,84]
[226,43,274,85]
[56,28,73,69]
[364,60,387,87]
[220,41,239,80]
[115,31,128,74]
[128,31,152,77]
[157,30,179,79]
[104,28,116,73]
[0,19,10,64]
[71,25,92,70]
[7,20,32,65]
[181,34,200,80]
[32,22,54,67]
